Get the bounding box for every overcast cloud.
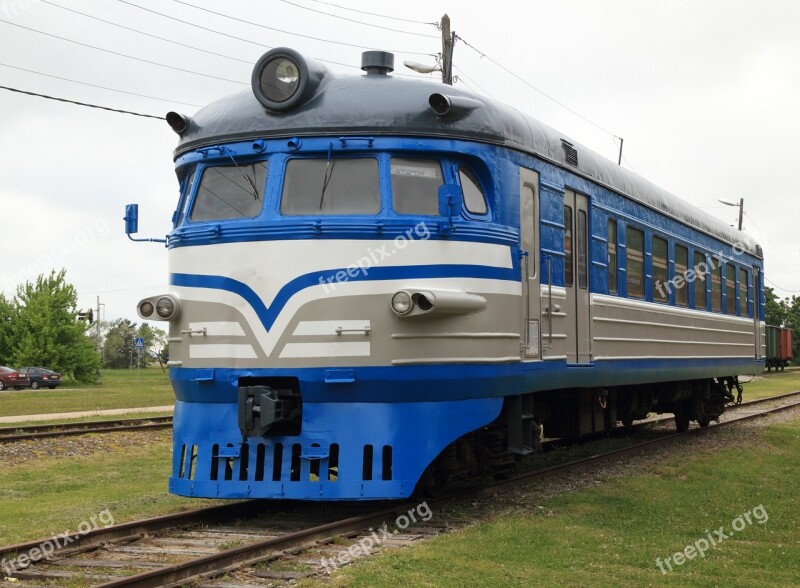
[1,0,798,321]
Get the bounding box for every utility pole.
[736,197,744,231]
[617,137,624,166]
[440,14,455,85]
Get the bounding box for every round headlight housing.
[251,48,327,112]
[156,296,177,320]
[391,291,413,316]
[138,300,154,318]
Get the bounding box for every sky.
[1,0,799,322]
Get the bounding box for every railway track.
[2,391,798,445]
[2,391,799,587]
[0,416,173,443]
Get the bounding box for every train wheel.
[697,418,711,428]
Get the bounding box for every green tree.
[765,287,786,326]
[10,270,100,383]
[102,319,138,369]
[0,294,14,363]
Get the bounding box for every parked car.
[18,367,63,390]
[0,366,31,390]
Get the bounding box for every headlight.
[156,296,176,319]
[391,291,413,315]
[138,300,154,317]
[251,48,327,112]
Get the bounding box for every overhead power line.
[41,0,252,65]
[305,0,435,25]
[0,85,164,119]
[0,19,246,85]
[275,0,438,38]
[166,0,434,54]
[0,62,201,107]
[455,34,617,138]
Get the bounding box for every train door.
[754,266,762,359]
[564,190,591,363]
[519,168,541,359]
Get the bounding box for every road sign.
[134,337,145,348]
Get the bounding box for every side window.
[726,263,736,315]
[190,162,267,221]
[694,252,707,310]
[626,226,645,299]
[711,263,722,312]
[739,268,749,317]
[564,205,573,287]
[281,158,380,215]
[608,219,617,295]
[391,158,443,215]
[675,245,689,307]
[652,236,668,303]
[459,167,487,215]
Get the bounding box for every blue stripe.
[171,263,518,332]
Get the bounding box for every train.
[125,47,765,500]
[765,325,792,371]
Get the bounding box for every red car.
[0,366,31,390]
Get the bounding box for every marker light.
[156,296,177,319]
[391,291,413,315]
[138,300,154,318]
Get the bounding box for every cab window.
[391,158,443,215]
[190,162,267,221]
[281,158,380,215]
[459,167,487,215]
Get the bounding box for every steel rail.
[0,416,173,443]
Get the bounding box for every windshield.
[189,161,268,222]
[281,158,380,215]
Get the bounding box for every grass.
[0,431,223,546]
[323,417,800,588]
[0,368,174,418]
[744,367,800,399]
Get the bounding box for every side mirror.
[124,203,139,235]
[123,203,167,244]
[438,184,461,233]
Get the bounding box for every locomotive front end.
[137,48,522,500]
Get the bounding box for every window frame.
[674,244,689,307]
[389,157,445,216]
[457,165,489,217]
[626,225,645,299]
[652,235,669,304]
[608,219,618,295]
[188,160,268,223]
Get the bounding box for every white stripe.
[188,321,246,337]
[279,342,371,358]
[189,344,257,359]
[292,320,370,336]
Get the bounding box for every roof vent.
[361,51,394,75]
[562,139,578,167]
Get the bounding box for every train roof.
[173,54,760,256]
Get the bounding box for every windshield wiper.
[319,143,335,210]
[226,154,260,201]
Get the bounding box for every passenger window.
[739,268,749,317]
[459,167,487,215]
[652,236,668,303]
[711,263,722,312]
[726,263,736,314]
[564,206,573,287]
[190,162,267,221]
[391,158,443,215]
[675,245,689,307]
[626,226,644,299]
[694,252,707,310]
[281,158,380,215]
[608,219,617,295]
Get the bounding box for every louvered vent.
[562,140,578,167]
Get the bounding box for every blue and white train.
[126,48,764,500]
